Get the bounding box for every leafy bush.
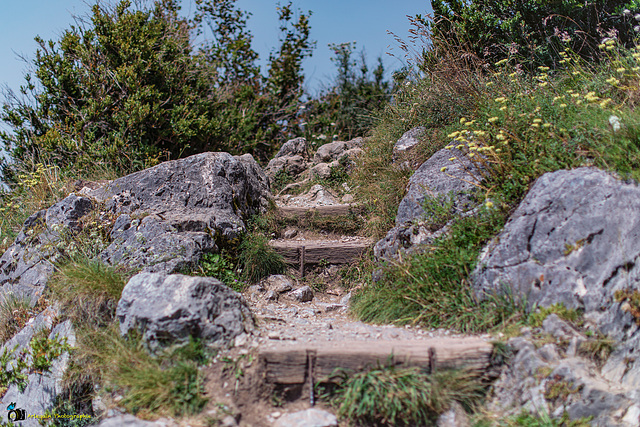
[1,0,316,183]
[193,252,243,291]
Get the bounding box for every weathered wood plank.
[259,339,494,385]
[278,204,360,218]
[268,239,372,265]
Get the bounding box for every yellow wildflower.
[559,103,567,108]
[495,59,508,66]
[448,131,461,138]
[440,167,447,172]
[499,106,507,111]
[449,157,457,161]
[533,118,543,123]
[485,201,494,209]
[616,67,627,73]
[488,117,499,123]
[543,123,551,128]
[494,97,507,103]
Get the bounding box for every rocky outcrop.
[392,126,425,168]
[489,315,639,426]
[94,152,271,273]
[469,167,640,424]
[375,145,482,260]
[265,137,310,179]
[0,152,270,423]
[0,195,94,305]
[116,273,254,350]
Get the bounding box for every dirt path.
[201,183,494,427]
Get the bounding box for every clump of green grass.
[68,326,208,419]
[528,304,582,328]
[48,257,126,326]
[578,335,616,366]
[0,292,39,343]
[323,365,485,426]
[352,206,526,332]
[238,231,286,283]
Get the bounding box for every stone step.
[277,204,361,218]
[268,238,372,266]
[259,338,495,385]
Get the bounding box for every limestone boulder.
[392,126,425,166]
[96,152,271,274]
[116,273,254,350]
[265,137,310,180]
[313,138,363,164]
[0,195,94,304]
[472,167,640,388]
[375,146,481,260]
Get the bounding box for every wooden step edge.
[258,339,495,385]
[277,204,362,218]
[268,240,373,265]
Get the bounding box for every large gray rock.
[116,273,254,350]
[392,126,425,165]
[473,167,640,388]
[396,146,479,225]
[313,138,363,164]
[472,167,640,312]
[265,138,310,179]
[375,146,481,260]
[0,195,94,305]
[97,152,271,273]
[2,320,76,427]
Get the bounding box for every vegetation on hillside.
[1,0,640,425]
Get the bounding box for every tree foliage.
[301,42,391,141]
[0,0,316,182]
[429,0,638,69]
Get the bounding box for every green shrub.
[193,252,243,292]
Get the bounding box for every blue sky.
[0,0,432,96]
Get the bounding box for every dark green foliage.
[301,42,392,142]
[1,0,317,182]
[194,252,243,291]
[428,0,638,70]
[2,0,218,178]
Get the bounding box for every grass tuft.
[323,365,485,426]
[238,231,286,283]
[48,257,126,326]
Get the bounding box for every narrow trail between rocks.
[203,181,495,427]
